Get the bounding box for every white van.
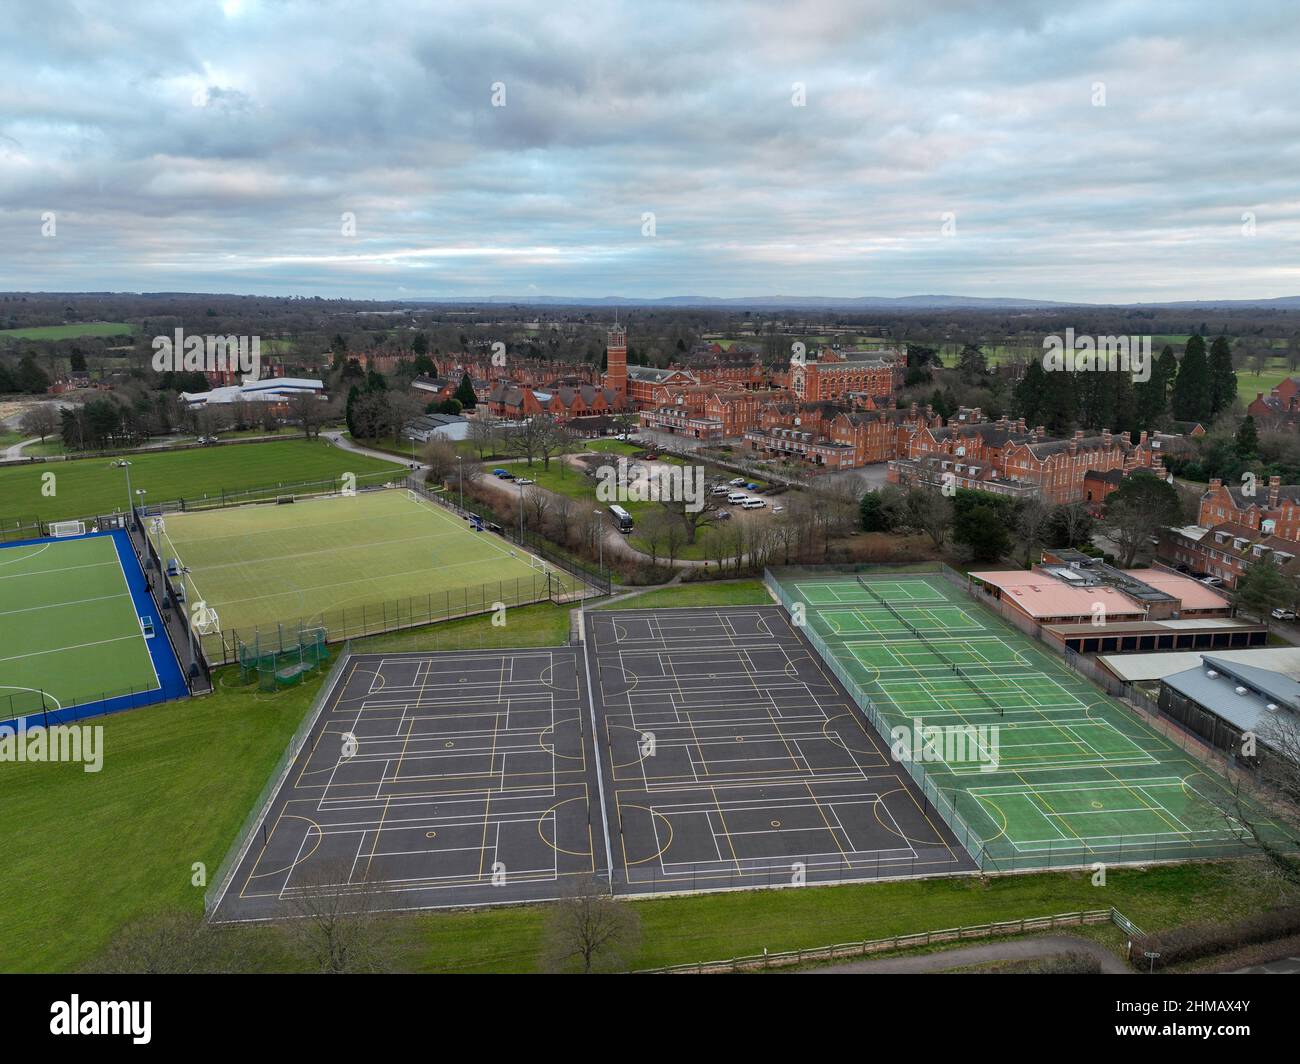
[712,484,732,496]
[727,492,748,504]
[741,498,766,509]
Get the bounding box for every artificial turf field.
[0,532,180,719]
[772,571,1274,870]
[158,488,577,645]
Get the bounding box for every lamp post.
[456,455,464,511]
[112,460,133,518]
[518,478,525,542]
[592,509,604,573]
[177,565,199,677]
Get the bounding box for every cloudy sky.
[1,0,1297,302]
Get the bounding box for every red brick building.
[1199,476,1300,540]
[889,420,1159,504]
[788,348,904,403]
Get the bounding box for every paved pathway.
[803,934,1131,974]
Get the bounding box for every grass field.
[0,438,403,525]
[0,322,136,342]
[0,533,160,716]
[158,488,576,642]
[774,571,1288,870]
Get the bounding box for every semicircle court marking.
[536,796,595,857]
[248,815,323,880]
[620,803,675,866]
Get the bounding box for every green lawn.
[0,438,405,524]
[0,322,136,342]
[506,458,714,560]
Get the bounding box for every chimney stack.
[1269,475,1281,509]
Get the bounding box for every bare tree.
[540,874,641,973]
[523,485,553,531]
[905,486,953,550]
[550,495,578,546]
[534,416,572,471]
[638,508,672,566]
[82,910,237,974]
[290,391,327,438]
[659,494,715,544]
[19,404,59,441]
[287,862,397,974]
[468,414,500,460]
[660,509,690,564]
[1014,497,1051,567]
[421,438,458,484]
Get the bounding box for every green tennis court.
[772,570,1283,870]
[0,534,160,716]
[156,488,578,645]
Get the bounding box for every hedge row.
[1142,906,1300,970]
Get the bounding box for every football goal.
[49,520,86,538]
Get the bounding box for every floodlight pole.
[113,460,133,520]
[456,455,464,511]
[179,565,198,677]
[592,510,604,573]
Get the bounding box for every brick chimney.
[1035,425,1045,440]
[1138,430,1148,446]
[1070,429,1082,455]
[1269,475,1281,509]
[1101,428,1112,447]
[1209,478,1222,490]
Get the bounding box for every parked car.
[741,498,766,509]
[729,477,746,486]
[772,504,784,514]
[516,477,534,486]
[491,468,512,478]
[1199,575,1224,587]
[715,509,733,520]
[745,482,760,491]
[726,492,748,504]
[1272,608,1297,621]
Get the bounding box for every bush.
[1140,906,1300,970]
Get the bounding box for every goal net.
[191,601,221,636]
[49,520,86,538]
[407,489,421,503]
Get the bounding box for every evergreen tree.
[454,371,477,408]
[1135,344,1175,429]
[16,354,49,393]
[1013,360,1048,425]
[956,343,988,381]
[1208,335,1237,417]
[1236,414,1259,458]
[1171,335,1210,422]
